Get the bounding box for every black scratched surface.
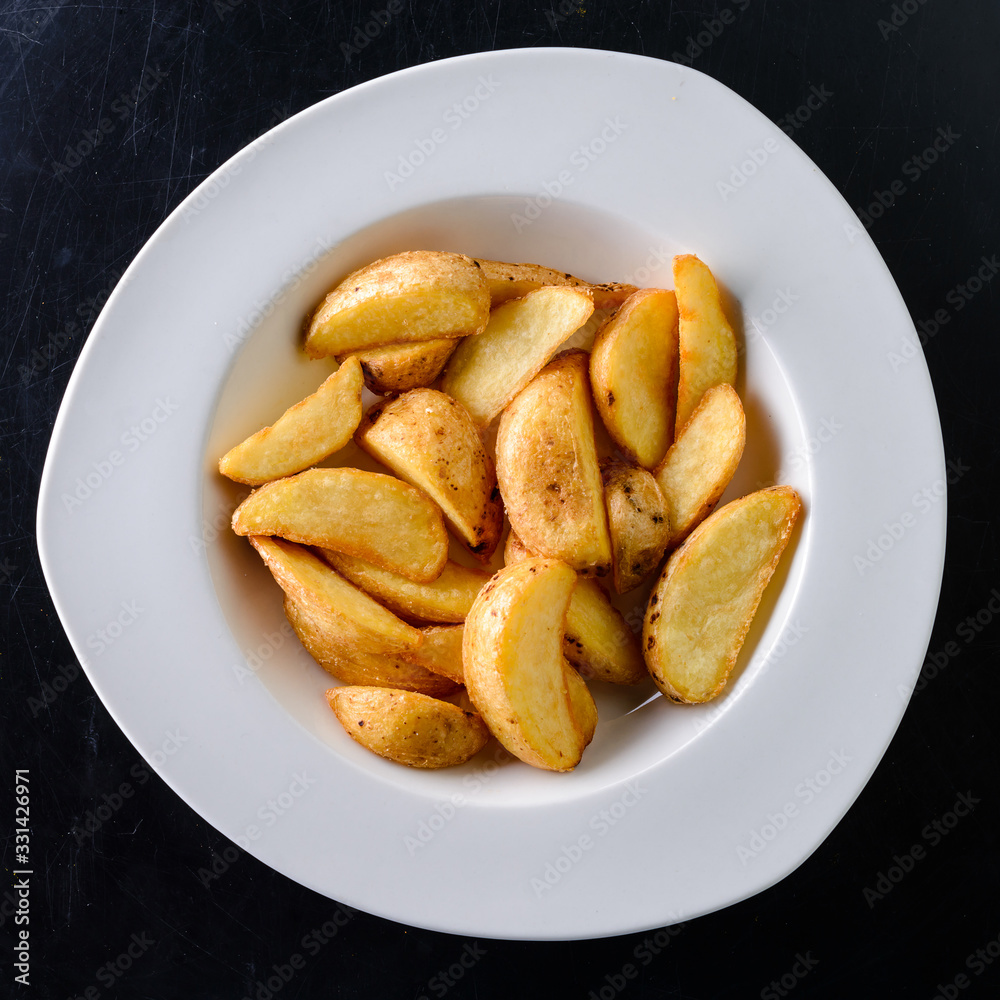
[2,2,1000,997]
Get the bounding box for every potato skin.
[496,350,612,578]
[306,251,490,357]
[343,339,458,395]
[601,459,671,594]
[356,388,503,561]
[327,686,489,768]
[474,258,637,310]
[643,486,801,704]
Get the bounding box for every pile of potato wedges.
[219,249,801,772]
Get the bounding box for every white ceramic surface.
[37,48,945,940]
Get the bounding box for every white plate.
[37,48,945,940]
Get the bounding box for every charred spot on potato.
[649,611,660,623]
[607,391,616,406]
[469,541,488,553]
[546,482,560,492]
[651,514,664,523]
[358,720,365,726]
[647,636,655,649]
[490,486,500,502]
[650,593,658,605]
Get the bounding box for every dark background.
[3,1,999,997]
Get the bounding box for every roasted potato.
[496,350,611,577]
[655,383,745,548]
[401,624,466,684]
[441,285,594,426]
[601,460,671,594]
[564,663,597,746]
[284,596,456,697]
[674,254,738,433]
[463,559,587,771]
[306,251,489,357]
[320,551,488,624]
[474,258,637,310]
[343,338,459,395]
[232,467,448,583]
[643,486,801,704]
[219,356,364,485]
[504,529,645,685]
[327,686,489,768]
[590,289,679,469]
[355,389,503,561]
[249,536,421,656]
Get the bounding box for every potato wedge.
[320,551,489,624]
[643,486,801,703]
[401,624,466,684]
[441,286,594,426]
[355,389,503,561]
[654,383,745,548]
[601,460,671,594]
[463,559,585,771]
[674,254,738,433]
[564,662,597,746]
[474,258,637,310]
[503,530,645,685]
[343,338,458,395]
[327,686,489,768]
[496,350,611,577]
[305,251,490,357]
[590,289,679,469]
[249,536,421,656]
[219,356,364,485]
[284,596,456,696]
[232,467,448,583]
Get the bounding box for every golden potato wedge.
[564,662,597,746]
[441,285,594,426]
[343,338,458,395]
[327,686,489,768]
[320,551,489,624]
[601,459,671,594]
[674,254,738,433]
[503,530,645,685]
[590,289,679,469]
[284,596,456,696]
[643,486,802,704]
[463,559,586,771]
[496,350,612,577]
[401,624,466,684]
[232,467,448,583]
[305,251,490,357]
[474,258,637,310]
[355,389,503,561]
[249,536,421,656]
[654,383,745,548]
[219,356,364,486]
